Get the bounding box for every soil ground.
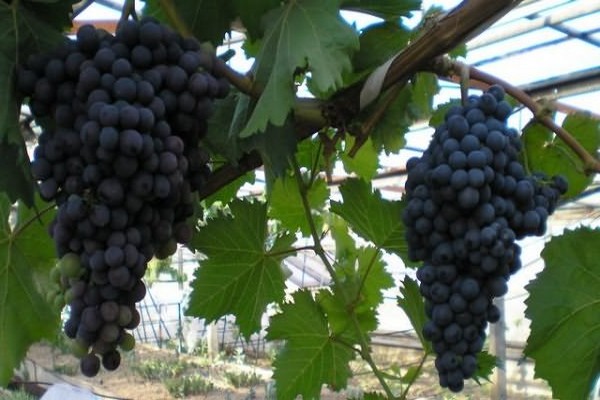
[19,341,550,399]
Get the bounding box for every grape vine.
[0,1,598,399]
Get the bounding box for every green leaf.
[352,21,411,73]
[369,88,412,155]
[241,117,298,180]
[231,0,280,40]
[522,114,600,198]
[330,179,411,260]
[472,351,498,384]
[318,247,394,342]
[0,195,60,386]
[241,0,358,136]
[0,140,34,206]
[186,200,295,338]
[269,174,329,236]
[202,171,255,207]
[266,290,354,400]
[410,72,439,120]
[397,276,431,353]
[205,91,248,163]
[524,227,600,400]
[429,100,460,128]
[144,0,236,45]
[0,2,73,204]
[341,137,379,179]
[341,0,421,20]
[328,213,356,261]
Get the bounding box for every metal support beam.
[468,1,600,49]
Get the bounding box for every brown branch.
[200,0,524,200]
[434,58,600,174]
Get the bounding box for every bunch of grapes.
[402,85,567,392]
[17,17,229,377]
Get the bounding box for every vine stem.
[434,58,600,174]
[11,203,55,239]
[348,80,407,158]
[399,352,429,400]
[290,157,397,399]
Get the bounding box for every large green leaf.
[269,174,329,236]
[240,117,298,180]
[144,0,236,45]
[318,246,394,343]
[524,227,600,400]
[0,1,73,204]
[186,200,295,337]
[397,276,431,353]
[522,113,600,198]
[369,87,412,155]
[341,137,379,179]
[205,91,248,163]
[241,0,359,136]
[330,179,409,259]
[0,194,59,386]
[266,290,354,400]
[341,0,421,20]
[410,72,439,120]
[231,0,280,40]
[352,21,411,73]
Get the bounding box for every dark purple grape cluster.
[17,18,229,377]
[402,85,567,392]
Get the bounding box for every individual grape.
[113,77,137,101]
[80,353,101,377]
[131,45,153,69]
[119,129,143,156]
[102,350,121,371]
[119,332,136,352]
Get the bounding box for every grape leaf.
[186,200,295,338]
[269,174,329,236]
[0,1,72,205]
[0,194,60,386]
[240,0,358,136]
[352,21,411,73]
[205,91,248,163]
[369,87,412,155]
[144,0,236,45]
[341,0,421,20]
[341,137,379,179]
[328,213,356,261]
[202,171,255,207]
[266,290,354,400]
[524,227,600,400]
[429,100,460,128]
[410,72,439,120]
[330,179,410,260]
[231,0,280,40]
[241,117,298,179]
[522,113,600,198]
[397,276,431,353]
[318,247,394,342]
[472,351,498,384]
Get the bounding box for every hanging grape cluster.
[17,17,229,377]
[402,85,567,392]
